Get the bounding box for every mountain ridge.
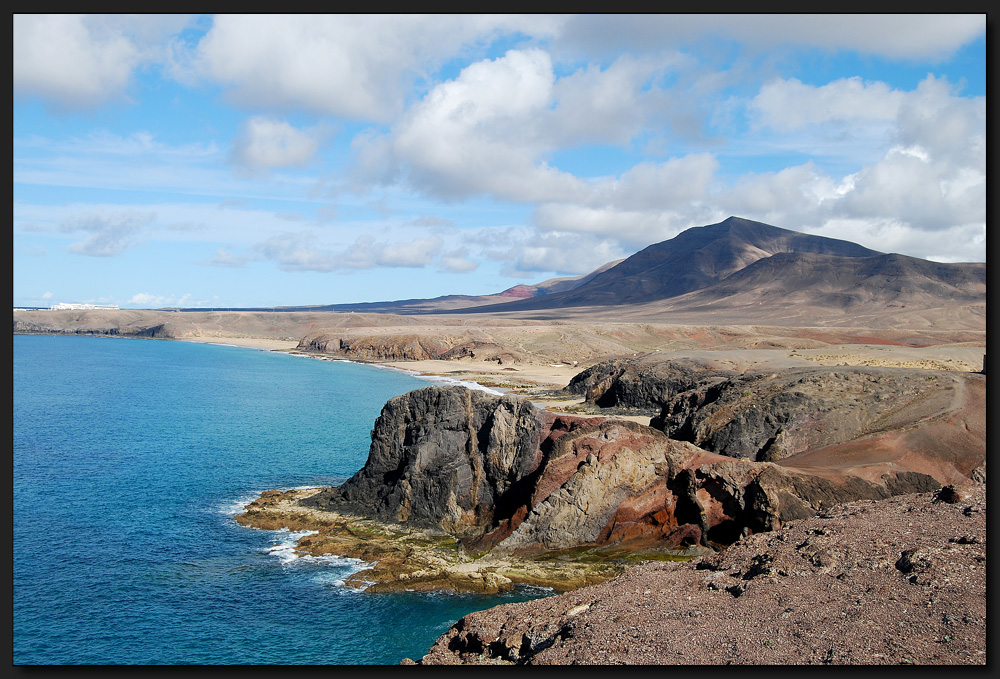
[163,215,983,325]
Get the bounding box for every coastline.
[179,334,623,420]
[235,487,640,594]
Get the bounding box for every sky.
[13,14,987,309]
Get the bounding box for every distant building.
[50,302,120,310]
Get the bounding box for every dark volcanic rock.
[565,356,735,414]
[652,366,964,462]
[302,387,553,534]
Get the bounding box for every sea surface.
[13,334,550,665]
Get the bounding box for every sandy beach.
[181,336,301,352]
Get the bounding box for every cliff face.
[303,387,558,535]
[301,385,955,555]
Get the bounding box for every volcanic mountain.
[174,216,984,324]
[465,216,886,312]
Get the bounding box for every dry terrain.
[415,482,986,665]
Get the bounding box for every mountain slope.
[671,251,986,312]
[462,216,883,313]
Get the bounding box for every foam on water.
[217,494,262,517]
[264,529,319,563]
[415,373,505,395]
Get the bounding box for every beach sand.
[180,337,301,351]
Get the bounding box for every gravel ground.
[414,483,986,665]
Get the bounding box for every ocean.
[13,334,550,665]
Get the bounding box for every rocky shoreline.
[413,482,986,665]
[234,360,983,595]
[235,487,658,593]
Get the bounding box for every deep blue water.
[13,334,548,665]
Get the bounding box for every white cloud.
[344,235,443,269]
[553,14,984,61]
[206,248,249,267]
[14,14,141,108]
[723,163,839,226]
[182,14,548,122]
[437,248,479,273]
[387,48,585,202]
[13,14,193,109]
[359,48,708,206]
[895,75,985,168]
[255,233,444,272]
[806,218,984,263]
[591,154,719,211]
[127,292,201,308]
[61,210,155,256]
[751,77,904,131]
[543,53,686,147]
[231,117,321,169]
[494,231,628,277]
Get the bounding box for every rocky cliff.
[299,384,962,557]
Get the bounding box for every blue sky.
[13,14,986,309]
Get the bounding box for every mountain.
[462,216,885,313]
[179,259,624,315]
[174,216,984,324]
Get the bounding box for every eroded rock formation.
[299,385,961,558]
[564,356,736,414]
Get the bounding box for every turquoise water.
[13,334,549,665]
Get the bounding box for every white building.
[50,302,120,310]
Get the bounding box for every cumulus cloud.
[230,117,321,169]
[14,14,192,109]
[14,14,140,108]
[590,155,719,211]
[357,48,704,206]
[387,48,583,202]
[343,235,443,269]
[61,210,155,256]
[478,229,627,277]
[180,14,549,122]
